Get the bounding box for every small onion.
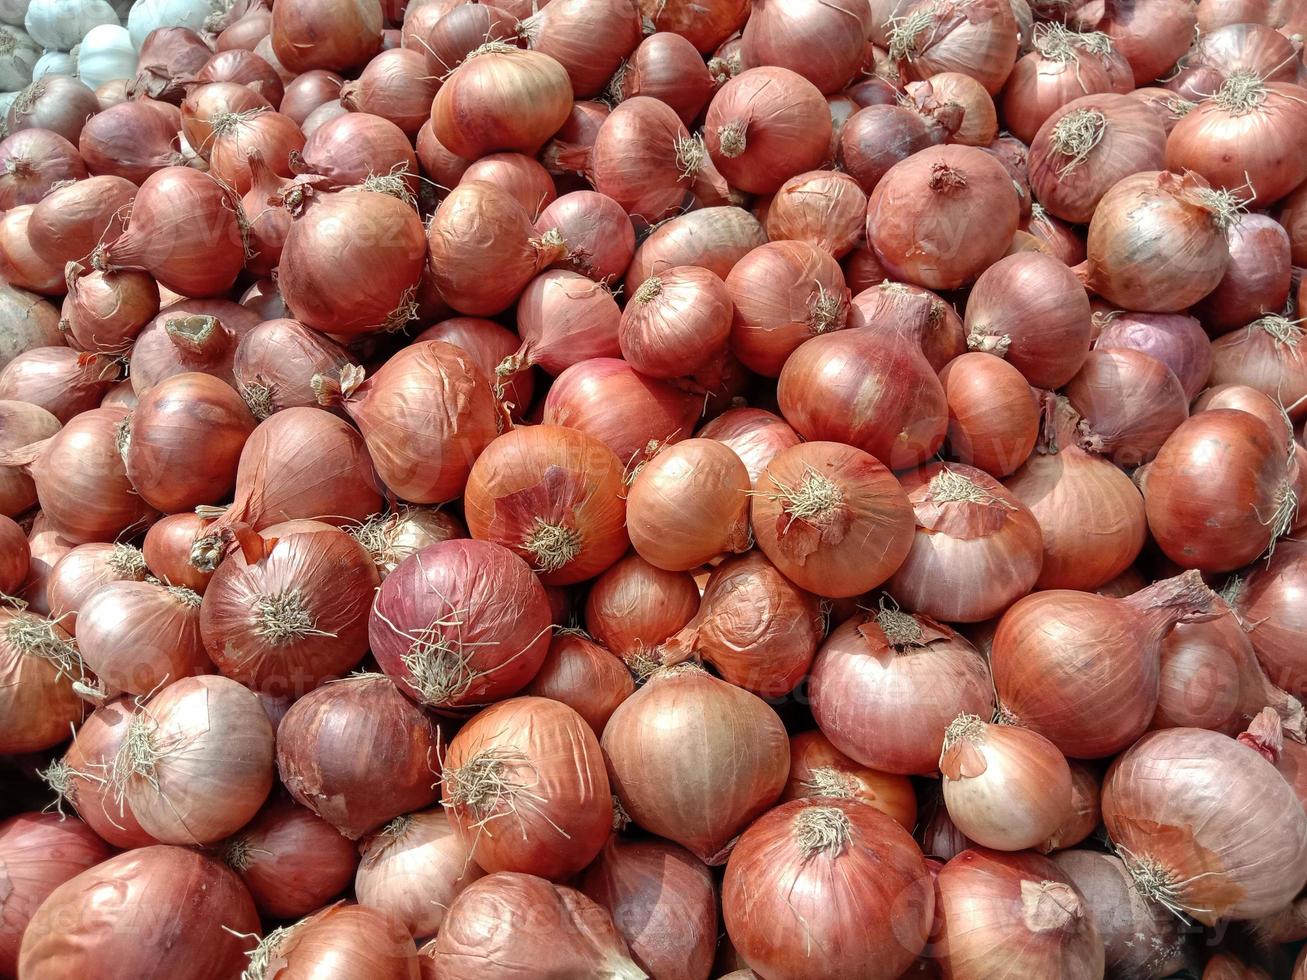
[277,674,443,839]
[811,606,994,775]
[782,729,917,830]
[583,553,701,661]
[279,69,343,125]
[939,715,1072,851]
[658,550,824,696]
[233,317,356,420]
[619,266,732,380]
[76,579,209,695]
[602,665,789,864]
[524,633,634,736]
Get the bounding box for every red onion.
[811,606,993,775]
[935,849,1104,977]
[745,0,871,94]
[0,348,117,424]
[889,0,1018,93]
[1063,347,1189,467]
[1195,214,1292,334]
[142,513,212,593]
[459,153,555,219]
[26,175,135,268]
[128,300,260,395]
[850,280,966,372]
[225,795,357,919]
[291,111,417,194]
[505,270,621,380]
[196,49,285,105]
[0,129,85,209]
[63,266,159,356]
[1022,203,1087,265]
[868,144,1020,289]
[0,400,58,518]
[131,27,212,103]
[1002,25,1118,144]
[938,353,1039,477]
[1104,725,1307,922]
[624,205,767,293]
[609,33,714,129]
[280,69,343,124]
[17,846,258,979]
[696,407,801,487]
[0,515,29,594]
[583,554,700,661]
[1095,309,1213,400]
[993,570,1216,758]
[0,207,65,296]
[763,170,867,258]
[413,317,532,417]
[49,547,151,645]
[642,0,748,53]
[838,104,942,195]
[5,76,100,144]
[603,666,789,863]
[0,604,85,754]
[339,47,437,136]
[79,100,186,184]
[277,673,442,838]
[1194,382,1290,438]
[618,267,731,380]
[245,902,419,976]
[233,318,356,419]
[180,82,271,158]
[1229,539,1307,699]
[206,109,305,195]
[541,358,701,468]
[534,191,635,284]
[519,0,642,98]
[1070,0,1196,87]
[782,729,918,829]
[75,578,209,695]
[271,0,382,72]
[1210,314,1307,423]
[420,2,522,76]
[524,633,633,735]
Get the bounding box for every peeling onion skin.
[1103,726,1307,924]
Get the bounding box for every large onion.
[888,0,1018,94]
[271,0,382,73]
[76,579,210,695]
[519,0,642,99]
[31,172,133,266]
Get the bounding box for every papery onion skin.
[416,317,535,417]
[603,666,790,864]
[225,795,357,920]
[355,808,484,940]
[535,191,636,284]
[0,129,86,209]
[938,353,1039,477]
[1103,726,1307,923]
[1038,760,1102,853]
[627,439,751,572]
[28,174,134,268]
[764,169,867,258]
[524,633,634,736]
[349,505,467,580]
[271,0,383,73]
[889,463,1043,623]
[0,514,29,594]
[16,846,259,980]
[63,267,160,357]
[280,69,344,125]
[464,425,628,586]
[196,49,285,105]
[276,674,443,839]
[234,318,357,419]
[697,407,802,487]
[782,729,918,830]
[889,0,1019,95]
[202,528,379,697]
[460,153,556,219]
[641,0,748,52]
[246,902,418,977]
[1144,409,1295,572]
[207,110,306,196]
[838,104,940,196]
[128,299,262,395]
[992,571,1216,758]
[509,270,622,377]
[181,83,272,160]
[810,607,995,775]
[624,206,767,294]
[6,76,101,144]
[619,266,732,380]
[0,399,59,518]
[935,848,1104,979]
[143,513,214,593]
[939,715,1073,851]
[0,348,118,424]
[1063,347,1189,467]
[76,579,211,695]
[1095,309,1213,401]
[1230,539,1307,699]
[751,440,913,599]
[1209,315,1307,423]
[1002,26,1117,144]
[583,553,701,660]
[428,872,643,979]
[658,550,824,697]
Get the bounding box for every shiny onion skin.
[810,606,994,775]
[763,170,866,259]
[888,0,1018,95]
[728,799,934,980]
[0,206,65,296]
[939,715,1073,851]
[1166,77,1307,206]
[427,181,566,316]
[889,463,1043,623]
[5,76,101,144]
[143,512,215,592]
[624,206,767,294]
[421,3,524,78]
[658,551,823,696]
[1070,0,1196,87]
[124,372,256,513]
[63,266,160,356]
[0,606,84,754]
[697,407,802,488]
[463,425,627,586]
[22,516,77,617]
[726,240,850,377]
[1052,850,1186,979]
[0,130,86,209]
[201,528,378,696]
[508,270,622,377]
[583,554,701,660]
[620,266,732,380]
[777,312,948,470]
[432,45,573,159]
[234,318,357,420]
[868,144,1019,290]
[95,167,246,299]
[279,69,343,125]
[0,813,112,977]
[1080,169,1233,313]
[196,49,285,105]
[349,505,467,580]
[276,674,443,839]
[460,153,557,219]
[524,633,634,735]
[1230,539,1307,699]
[781,729,918,830]
[1095,309,1213,401]
[838,104,941,196]
[442,697,610,880]
[293,111,418,194]
[0,348,118,424]
[1002,25,1118,144]
[535,191,636,284]
[938,353,1040,477]
[1194,214,1292,334]
[75,579,209,695]
[641,0,748,53]
[0,400,58,518]
[1103,726,1307,923]
[1028,92,1167,225]
[934,849,1104,979]
[318,342,497,504]
[964,252,1092,389]
[111,675,275,844]
[602,666,790,864]
[428,872,644,979]
[541,358,702,469]
[245,902,419,977]
[519,0,642,99]
[190,407,382,572]
[610,32,716,126]
[181,83,274,160]
[128,299,261,394]
[705,66,832,195]
[280,187,428,337]
[992,571,1216,758]
[415,318,535,418]
[23,406,158,544]
[0,515,29,594]
[627,439,751,572]
[78,101,184,185]
[1022,203,1087,264]
[271,0,382,73]
[1144,410,1296,572]
[225,796,358,919]
[356,808,484,940]
[368,539,551,710]
[1210,315,1307,424]
[740,0,870,94]
[751,440,912,598]
[26,174,134,267]
[206,110,305,196]
[1063,347,1189,467]
[581,837,717,980]
[340,47,438,135]
[16,846,259,980]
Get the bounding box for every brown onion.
[279,69,343,124]
[141,513,213,593]
[610,31,715,126]
[782,729,917,830]
[233,317,356,420]
[63,266,159,356]
[348,506,466,581]
[128,301,260,394]
[206,109,304,195]
[271,0,382,73]
[534,191,635,284]
[1070,0,1196,87]
[518,0,641,98]
[0,207,65,296]
[292,111,417,193]
[196,49,284,105]
[603,666,789,864]
[938,353,1040,477]
[26,175,135,268]
[583,554,700,661]
[459,153,556,219]
[888,0,1018,94]
[505,270,622,379]
[0,348,117,424]
[642,0,748,52]
[340,47,437,135]
[619,267,731,380]
[20,516,76,616]
[1039,760,1102,853]
[763,169,866,258]
[0,515,29,594]
[1002,25,1118,144]
[741,0,870,94]
[0,400,57,517]
[524,633,634,735]
[624,205,766,293]
[0,606,86,754]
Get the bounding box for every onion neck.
[1237,706,1285,763]
[165,315,233,366]
[715,120,747,158]
[1122,569,1219,646]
